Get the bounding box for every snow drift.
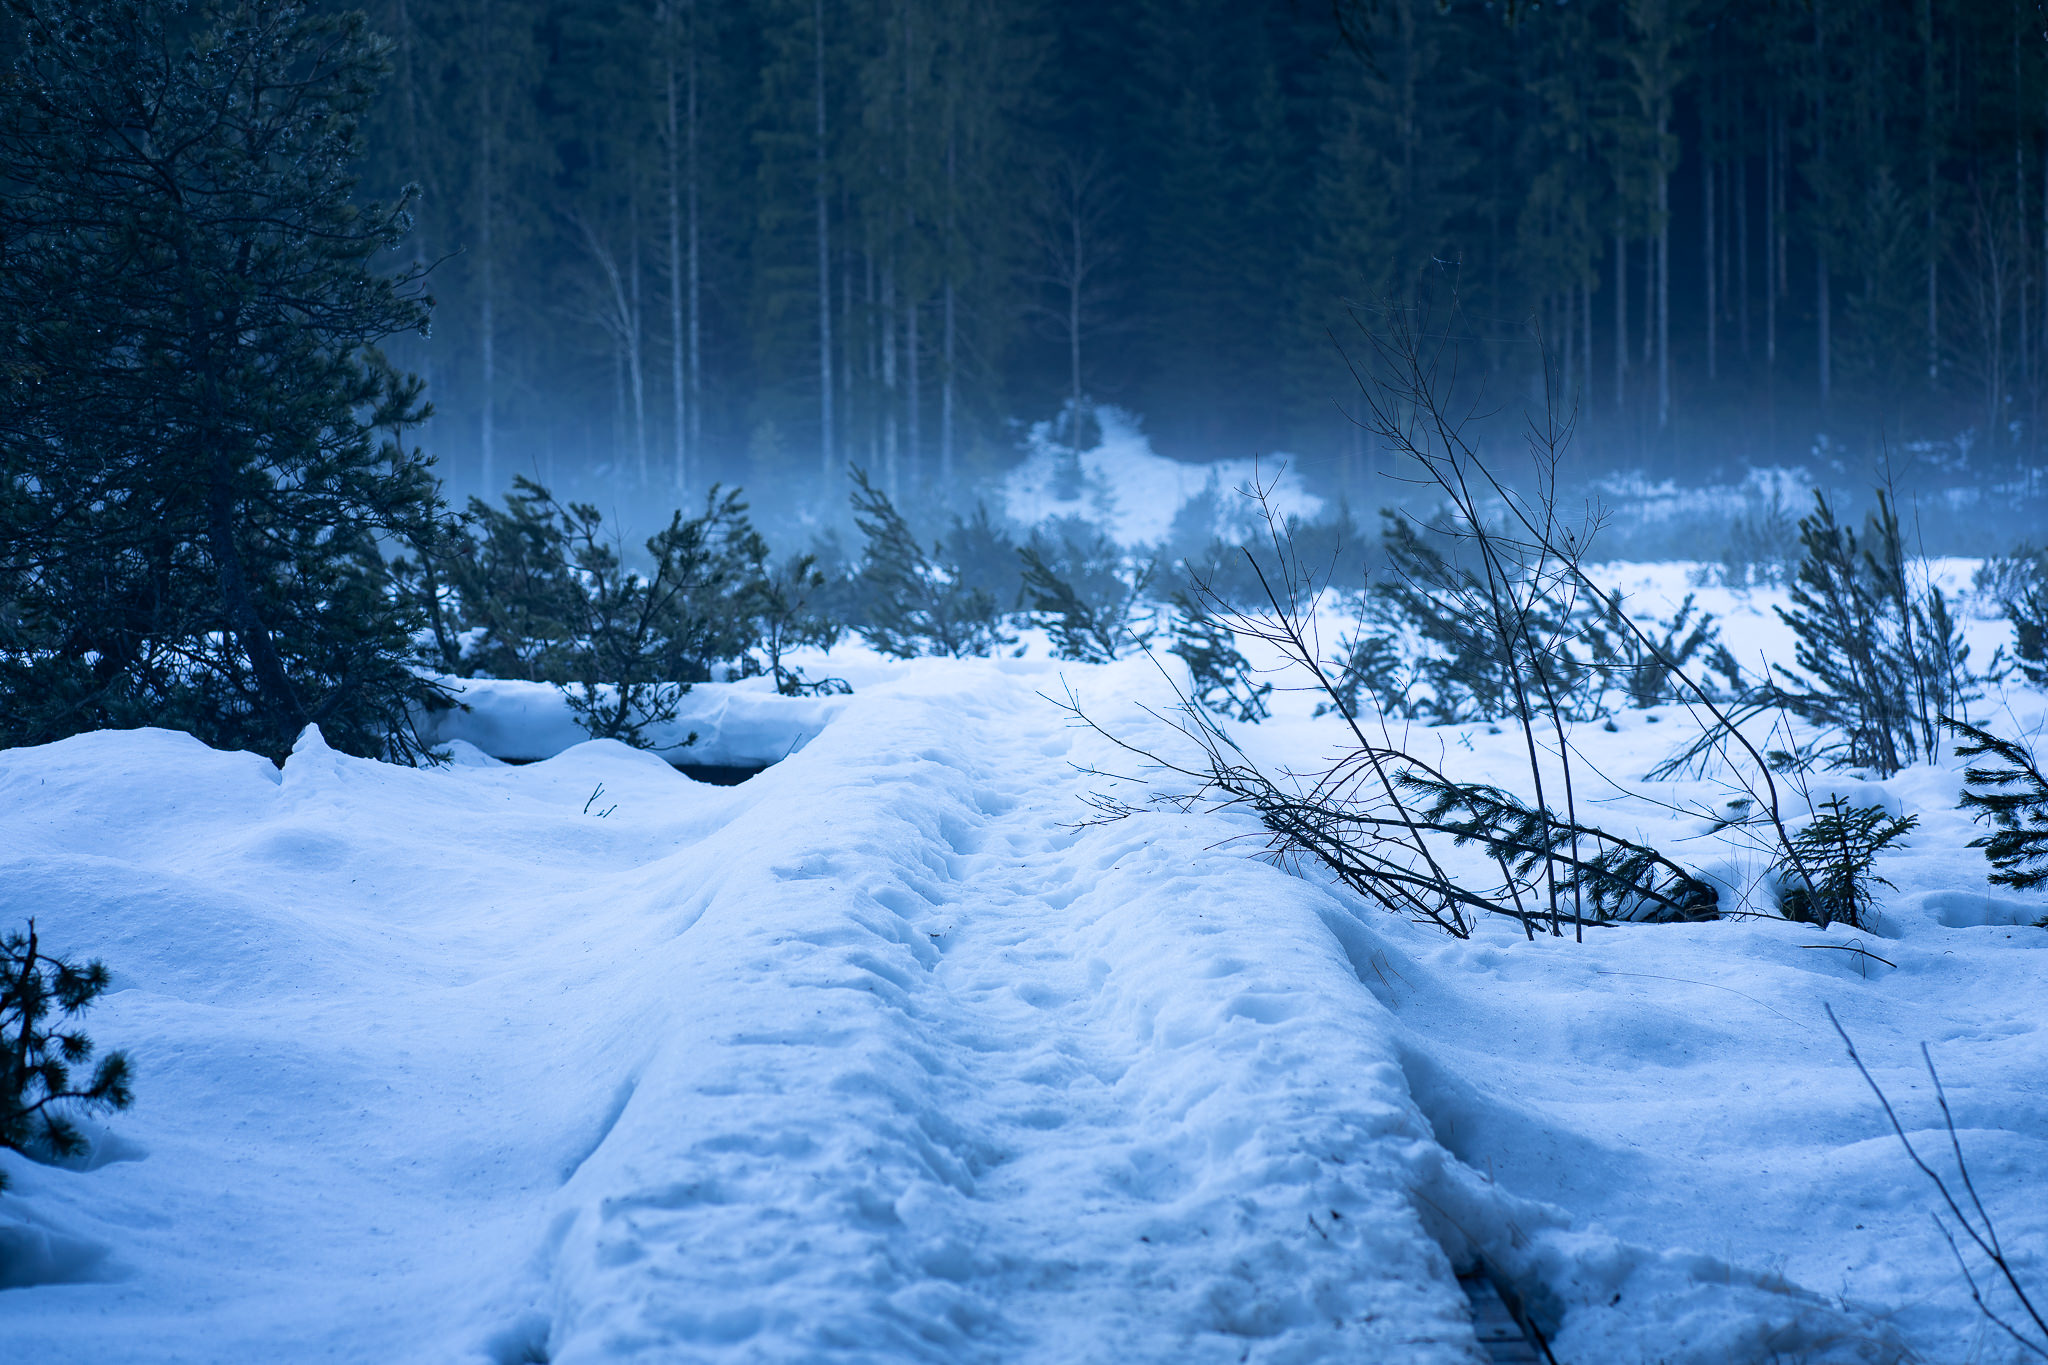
[1,636,2042,1362]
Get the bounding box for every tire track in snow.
[535,662,1481,1364]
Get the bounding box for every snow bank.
[419,675,847,768]
[1003,406,1322,548]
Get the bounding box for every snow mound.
[419,675,847,768]
[1003,406,1322,548]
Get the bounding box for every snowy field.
[2,568,2046,1363]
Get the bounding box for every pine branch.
[1946,717,2048,893]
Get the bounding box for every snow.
[1003,406,1323,548]
[420,675,849,768]
[3,571,2046,1363]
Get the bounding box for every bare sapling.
[1336,300,1828,916]
[1828,1006,2048,1360]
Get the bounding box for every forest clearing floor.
[2,630,2045,1363]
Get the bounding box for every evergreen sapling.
[1,920,132,1190]
[849,469,1009,659]
[1987,550,2048,688]
[1019,522,1154,664]
[1775,797,1918,929]
[749,553,852,697]
[1167,590,1270,722]
[1947,719,2048,894]
[1771,490,1972,776]
[1314,614,1405,721]
[420,479,786,747]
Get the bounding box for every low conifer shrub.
[1947,719,2048,893]
[1774,797,1917,930]
[1019,522,1154,664]
[1,920,132,1189]
[1770,491,1971,777]
[848,469,1010,659]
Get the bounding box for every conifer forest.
[357,0,2048,528]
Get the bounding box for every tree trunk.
[2014,7,2027,433]
[1560,289,1573,400]
[664,3,687,492]
[1581,281,1592,409]
[1737,145,1750,359]
[882,261,898,494]
[478,64,496,497]
[941,110,956,488]
[906,292,920,482]
[901,0,919,482]
[687,0,702,463]
[1703,132,1716,382]
[1070,205,1084,462]
[1818,256,1831,412]
[207,460,305,739]
[1924,0,1939,383]
[864,245,878,468]
[1815,0,1831,413]
[1614,228,1627,413]
[629,197,647,483]
[186,289,306,739]
[814,0,835,488]
[1766,105,1778,372]
[393,0,435,442]
[1656,132,1670,431]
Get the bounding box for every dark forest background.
[348,0,2048,536]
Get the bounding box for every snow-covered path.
[530,662,1475,1362]
[0,662,1478,1363]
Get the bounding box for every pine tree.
[1,919,133,1191]
[1771,490,1972,775]
[847,466,1007,656]
[426,478,777,746]
[1018,522,1153,663]
[1949,719,2048,893]
[0,0,449,761]
[1774,797,1917,930]
[1168,591,1271,722]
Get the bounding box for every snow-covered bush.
[1,920,132,1190]
[413,479,829,745]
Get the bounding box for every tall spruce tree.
[0,0,448,761]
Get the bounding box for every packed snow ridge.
[2,621,2044,1361]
